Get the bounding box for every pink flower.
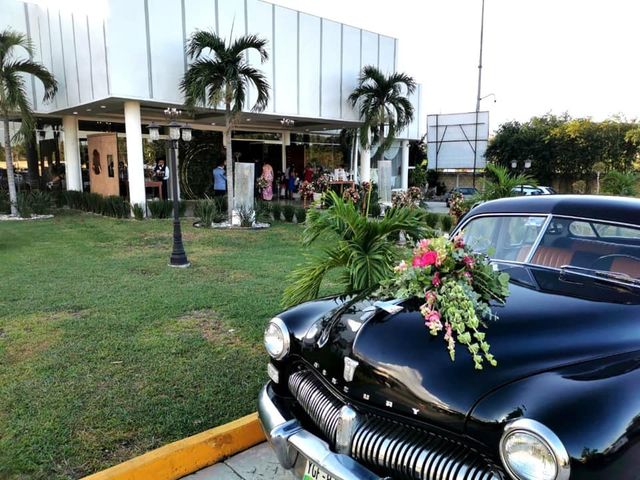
[424,310,442,332]
[413,251,438,268]
[394,260,408,272]
[432,272,441,287]
[425,290,437,306]
[444,322,453,340]
[453,234,465,249]
[463,271,473,282]
[463,255,475,268]
[418,239,431,249]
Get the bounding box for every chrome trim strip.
[500,418,570,480]
[524,214,553,263]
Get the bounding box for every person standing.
[153,158,169,199]
[212,161,227,197]
[260,163,274,201]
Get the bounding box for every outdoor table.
[329,181,354,195]
[145,180,163,199]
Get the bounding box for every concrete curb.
[82,413,265,480]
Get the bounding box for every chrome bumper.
[258,382,384,480]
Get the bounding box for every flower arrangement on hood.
[378,234,510,369]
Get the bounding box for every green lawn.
[0,212,322,479]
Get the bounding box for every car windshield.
[460,215,640,280]
[458,188,477,195]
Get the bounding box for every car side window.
[461,216,546,261]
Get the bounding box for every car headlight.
[263,317,290,360]
[500,419,570,480]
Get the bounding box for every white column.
[359,144,371,183]
[62,115,82,191]
[401,140,409,190]
[124,101,146,212]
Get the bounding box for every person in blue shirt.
[212,162,227,197]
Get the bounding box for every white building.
[1,0,423,206]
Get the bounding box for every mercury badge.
[343,357,359,382]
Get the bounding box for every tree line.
[486,114,640,192]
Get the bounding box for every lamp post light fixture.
[511,158,533,195]
[147,107,192,268]
[280,118,295,128]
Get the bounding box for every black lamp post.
[148,108,192,268]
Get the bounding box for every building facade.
[2,0,423,207]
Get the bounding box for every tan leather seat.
[610,258,640,279]
[531,247,573,269]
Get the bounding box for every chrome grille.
[289,368,504,480]
[288,369,343,444]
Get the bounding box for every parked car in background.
[537,185,557,195]
[512,184,544,196]
[260,195,640,480]
[445,186,479,206]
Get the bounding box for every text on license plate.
[302,460,336,480]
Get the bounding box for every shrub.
[602,171,638,196]
[178,200,188,217]
[194,199,219,227]
[29,191,53,215]
[255,200,272,223]
[295,207,307,224]
[104,196,129,218]
[440,215,453,232]
[64,191,86,210]
[425,212,440,229]
[369,201,381,218]
[271,203,282,221]
[148,200,173,218]
[15,192,33,217]
[282,204,295,222]
[0,190,9,213]
[237,205,255,227]
[132,203,145,220]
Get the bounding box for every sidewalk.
[183,443,295,480]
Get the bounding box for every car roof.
[469,195,640,225]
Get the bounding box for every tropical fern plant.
[480,163,537,201]
[282,191,431,308]
[602,170,638,197]
[0,29,57,216]
[180,31,270,224]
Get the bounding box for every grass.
[0,211,332,479]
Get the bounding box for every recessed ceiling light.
[210,122,216,126]
[86,108,92,111]
[73,111,78,114]
[305,129,309,132]
[100,105,106,109]
[246,118,251,122]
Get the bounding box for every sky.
[270,0,640,132]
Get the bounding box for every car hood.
[298,266,640,433]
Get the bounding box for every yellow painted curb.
[82,412,265,480]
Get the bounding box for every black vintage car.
[259,195,640,480]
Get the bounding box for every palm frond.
[0,29,33,64]
[238,64,270,112]
[185,30,226,59]
[5,59,58,100]
[229,34,268,63]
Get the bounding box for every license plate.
[302,459,336,480]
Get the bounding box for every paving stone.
[182,462,242,480]
[224,442,297,480]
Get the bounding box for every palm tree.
[0,29,57,216]
[480,163,537,201]
[180,31,269,222]
[348,66,416,164]
[282,191,431,308]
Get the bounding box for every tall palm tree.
[180,31,269,222]
[0,29,57,216]
[282,191,431,308]
[348,66,416,164]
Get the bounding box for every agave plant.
[282,191,431,308]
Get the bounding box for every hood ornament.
[343,357,359,382]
